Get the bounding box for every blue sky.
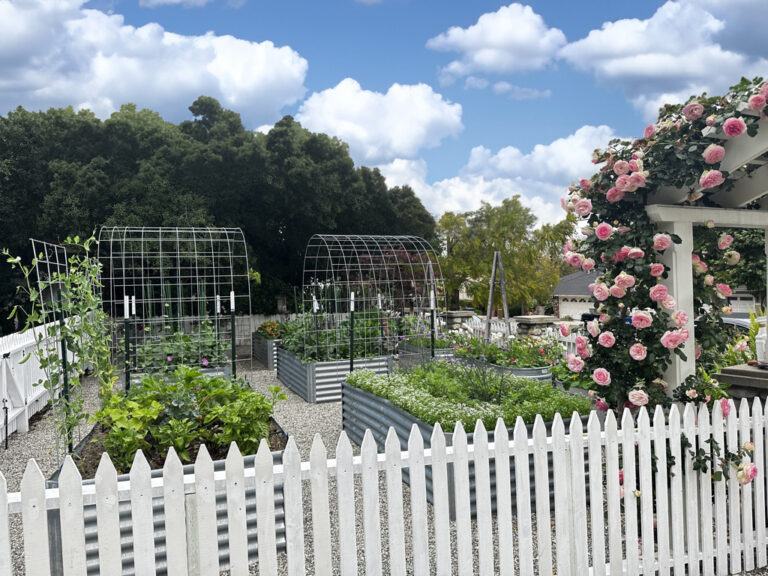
[2,0,767,225]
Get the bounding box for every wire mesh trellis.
[96,227,252,375]
[300,234,445,362]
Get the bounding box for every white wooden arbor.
[646,117,768,385]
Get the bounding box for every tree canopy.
[0,98,437,332]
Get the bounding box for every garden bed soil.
[70,417,288,478]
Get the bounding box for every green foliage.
[134,318,229,371]
[256,320,284,340]
[451,335,564,368]
[94,366,285,471]
[346,362,592,430]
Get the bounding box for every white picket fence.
[2,400,768,575]
[463,317,517,339]
[0,321,66,440]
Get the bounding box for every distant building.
[553,271,596,320]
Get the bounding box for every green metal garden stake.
[57,289,73,453]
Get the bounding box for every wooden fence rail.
[2,399,767,575]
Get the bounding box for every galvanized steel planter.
[397,341,453,370]
[457,357,552,382]
[47,451,286,576]
[342,382,587,519]
[252,332,279,370]
[277,347,393,403]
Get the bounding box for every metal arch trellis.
[301,234,445,361]
[96,227,252,376]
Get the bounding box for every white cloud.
[0,0,307,126]
[560,0,768,119]
[139,0,213,7]
[492,82,551,100]
[296,78,463,165]
[426,3,566,84]
[464,76,490,90]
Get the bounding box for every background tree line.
[0,97,436,333]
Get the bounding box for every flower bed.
[277,347,392,403]
[397,340,454,369]
[451,335,563,381]
[343,363,591,516]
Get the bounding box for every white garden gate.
[2,399,768,575]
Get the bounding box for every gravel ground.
[3,362,768,575]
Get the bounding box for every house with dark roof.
[552,270,596,319]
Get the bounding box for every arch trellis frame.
[301,234,445,361]
[97,227,252,373]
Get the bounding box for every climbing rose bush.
[561,76,767,411]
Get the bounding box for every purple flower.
[167,355,173,362]
[201,357,209,367]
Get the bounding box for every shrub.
[451,335,564,368]
[256,320,284,339]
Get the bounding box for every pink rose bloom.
[566,353,584,373]
[724,250,740,265]
[593,368,611,386]
[566,252,584,268]
[582,258,595,271]
[686,389,698,399]
[559,323,571,337]
[629,343,647,361]
[614,246,630,262]
[761,83,768,99]
[593,283,610,301]
[704,274,714,286]
[595,223,613,241]
[606,187,625,203]
[652,233,672,251]
[561,197,568,212]
[628,160,639,172]
[737,462,759,485]
[579,178,593,190]
[699,170,725,189]
[662,295,676,310]
[617,226,631,234]
[702,144,725,164]
[577,344,592,360]
[632,311,653,329]
[696,345,702,359]
[614,272,636,289]
[629,172,646,189]
[650,263,665,277]
[717,233,734,250]
[598,331,616,348]
[599,314,610,323]
[715,283,732,298]
[682,102,704,121]
[661,330,685,349]
[615,174,632,191]
[643,124,655,139]
[587,320,600,338]
[734,338,749,352]
[563,239,573,254]
[628,389,650,406]
[595,399,609,412]
[573,198,593,217]
[674,310,689,328]
[748,94,766,111]
[692,253,709,275]
[613,160,630,175]
[722,305,734,315]
[721,398,731,418]
[680,328,690,342]
[649,284,669,302]
[723,116,747,137]
[627,247,645,259]
[610,284,627,298]
[574,335,587,348]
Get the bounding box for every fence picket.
[532,416,551,576]
[726,400,742,573]
[622,409,640,575]
[311,434,334,576]
[669,405,685,575]
[452,421,473,576]
[514,418,534,575]
[255,439,278,576]
[284,438,307,576]
[59,456,87,576]
[552,414,572,576]
[568,414,589,573]
[697,405,715,576]
[653,406,671,576]
[0,472,10,576]
[587,412,606,575]
[385,428,407,576]
[472,420,494,576]
[407,425,430,576]
[638,408,656,575]
[430,423,453,576]
[604,411,622,576]
[163,449,189,576]
[683,403,701,576]
[740,399,755,571]
[130,450,157,576]
[712,401,728,576]
[753,398,766,568]
[21,459,50,576]
[224,443,249,576]
[495,419,516,576]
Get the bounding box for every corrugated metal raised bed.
[277,347,393,403]
[252,332,279,370]
[46,451,286,576]
[456,357,552,382]
[342,381,587,519]
[397,341,453,370]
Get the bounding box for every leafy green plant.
[451,335,564,369]
[256,320,284,340]
[134,318,230,371]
